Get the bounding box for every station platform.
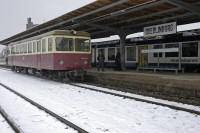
[86,68,200,106]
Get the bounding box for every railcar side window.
[165,43,179,57]
[75,38,90,52]
[55,37,73,51]
[126,46,136,61]
[108,48,115,61]
[11,46,14,54]
[28,42,32,53]
[42,39,46,52]
[33,42,36,53]
[24,44,27,54]
[48,38,53,52]
[182,42,198,57]
[20,45,23,54]
[37,40,41,53]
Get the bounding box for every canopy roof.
[1,0,200,45]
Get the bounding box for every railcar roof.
[1,0,200,45]
[8,30,90,46]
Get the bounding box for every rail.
[0,82,89,133]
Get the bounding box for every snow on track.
[0,113,15,133]
[0,69,200,133]
[0,86,77,133]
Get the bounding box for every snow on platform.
[76,83,200,112]
[0,86,77,133]
[0,69,200,133]
[0,113,15,133]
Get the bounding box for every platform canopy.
[1,0,200,45]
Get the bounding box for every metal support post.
[178,42,182,70]
[119,33,127,71]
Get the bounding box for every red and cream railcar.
[8,30,91,77]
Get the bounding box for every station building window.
[153,44,163,57]
[33,42,36,53]
[182,42,198,57]
[165,43,179,57]
[28,42,32,53]
[98,48,105,60]
[56,37,74,51]
[108,48,115,61]
[42,39,46,52]
[37,40,41,53]
[75,38,90,52]
[48,38,53,52]
[126,46,136,61]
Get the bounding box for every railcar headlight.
[59,60,64,65]
[84,60,88,65]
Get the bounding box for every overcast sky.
[0,0,95,40]
[1,0,200,43]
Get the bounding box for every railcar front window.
[75,38,90,52]
[56,37,73,51]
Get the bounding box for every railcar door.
[138,45,148,67]
[36,40,42,69]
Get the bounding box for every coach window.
[108,48,115,61]
[75,38,90,52]
[28,42,32,53]
[20,44,23,54]
[126,46,136,61]
[33,42,36,53]
[24,44,28,54]
[153,45,163,57]
[16,45,19,54]
[48,38,53,52]
[37,40,41,53]
[42,39,46,52]
[165,43,179,57]
[56,37,73,51]
[182,42,198,57]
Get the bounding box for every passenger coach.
[92,32,200,72]
[8,30,91,78]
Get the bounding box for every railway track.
[0,106,23,133]
[1,66,200,116]
[0,82,88,133]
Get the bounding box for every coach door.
[36,40,42,69]
[138,45,148,67]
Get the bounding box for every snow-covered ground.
[0,69,200,133]
[76,83,200,112]
[0,113,15,133]
[0,86,76,133]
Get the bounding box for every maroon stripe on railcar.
[52,53,91,71]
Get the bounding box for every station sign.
[144,22,177,37]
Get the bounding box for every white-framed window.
[182,42,198,57]
[33,41,37,53]
[126,46,136,61]
[153,44,163,57]
[48,38,54,52]
[108,47,115,61]
[165,43,179,57]
[28,42,32,53]
[42,39,46,52]
[37,40,41,53]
